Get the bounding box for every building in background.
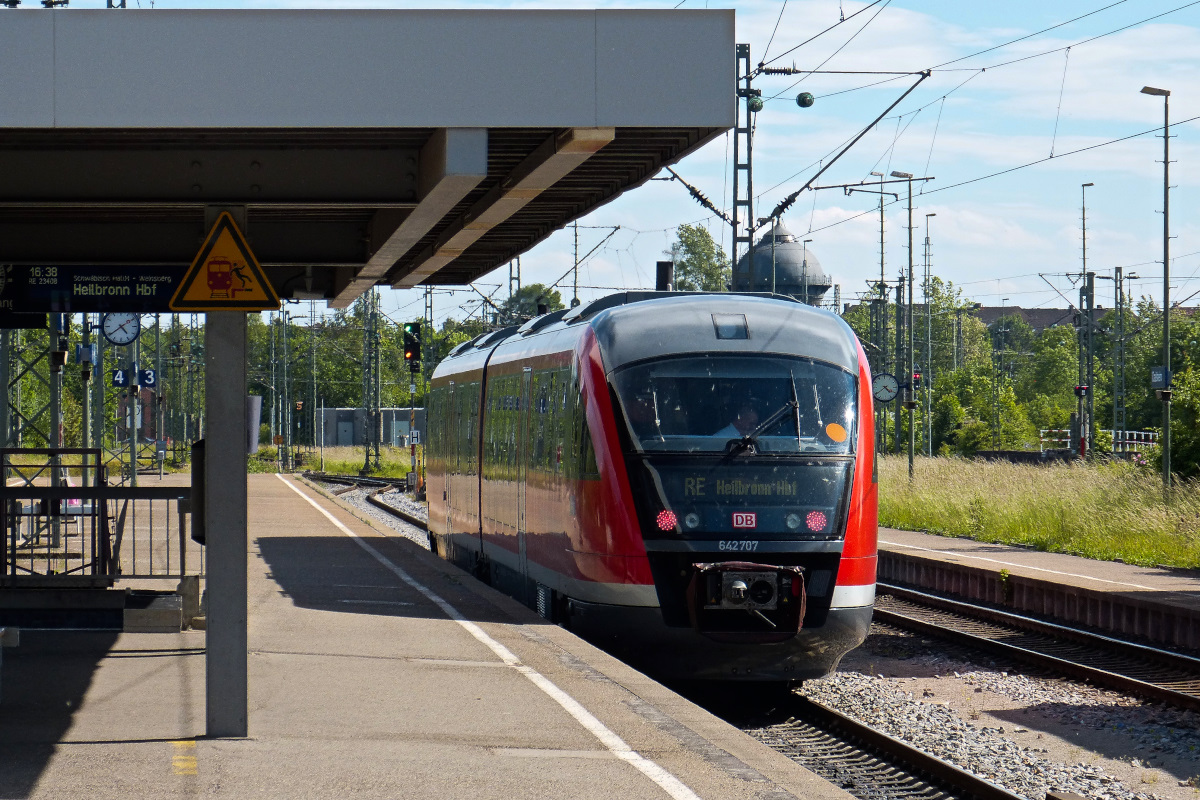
[319,407,426,448]
[731,221,833,306]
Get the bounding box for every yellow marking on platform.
[171,740,197,776]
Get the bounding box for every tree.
[666,224,730,292]
[497,283,564,323]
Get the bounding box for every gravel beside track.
[314,482,430,550]
[812,627,1200,800]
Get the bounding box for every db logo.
[732,512,757,529]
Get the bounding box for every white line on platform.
[333,583,409,590]
[337,599,415,607]
[878,539,1158,591]
[276,474,702,800]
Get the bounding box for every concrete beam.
[392,127,614,289]
[205,311,248,739]
[4,11,733,129]
[330,129,486,309]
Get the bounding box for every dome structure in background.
[731,221,832,306]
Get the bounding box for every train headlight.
[684,512,701,529]
[785,513,802,531]
[806,510,828,532]
[656,510,677,531]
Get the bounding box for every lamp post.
[891,170,917,479]
[1141,85,1171,489]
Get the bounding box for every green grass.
[879,455,1200,569]
[251,445,420,479]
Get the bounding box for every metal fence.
[1038,429,1159,453]
[0,448,199,587]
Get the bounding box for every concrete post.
[205,311,248,738]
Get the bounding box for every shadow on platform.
[0,630,118,800]
[255,535,525,627]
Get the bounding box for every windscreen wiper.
[725,398,799,457]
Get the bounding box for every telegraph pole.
[310,300,318,448]
[1110,267,1124,454]
[924,212,936,456]
[1081,182,1095,458]
[282,308,291,470]
[894,278,904,455]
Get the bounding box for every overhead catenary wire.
[931,0,1132,70]
[765,0,893,102]
[1048,48,1072,158]
[755,0,888,74]
[761,0,789,66]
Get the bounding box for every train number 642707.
[718,540,759,552]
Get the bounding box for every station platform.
[878,527,1200,652]
[0,473,851,800]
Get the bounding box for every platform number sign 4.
[112,369,130,388]
[138,369,156,388]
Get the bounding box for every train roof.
[432,292,862,382]
[587,293,860,373]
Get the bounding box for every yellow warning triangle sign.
[169,212,280,312]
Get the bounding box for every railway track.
[304,471,411,491]
[746,694,1025,800]
[876,582,1200,713]
[312,486,1136,798]
[321,486,1028,799]
[304,472,429,529]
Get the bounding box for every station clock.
[100,312,142,346]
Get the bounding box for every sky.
[44,0,1200,329]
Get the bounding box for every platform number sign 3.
[112,369,130,388]
[138,369,156,388]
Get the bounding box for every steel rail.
[362,486,428,530]
[303,471,411,491]
[754,695,1026,800]
[876,582,1200,712]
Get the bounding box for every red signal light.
[656,510,677,531]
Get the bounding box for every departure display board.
[0,265,187,313]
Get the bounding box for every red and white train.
[426,292,877,682]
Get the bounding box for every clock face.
[872,372,899,403]
[101,312,141,346]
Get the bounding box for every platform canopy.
[0,8,732,308]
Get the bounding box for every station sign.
[1150,366,1171,389]
[0,264,185,314]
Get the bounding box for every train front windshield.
[613,355,856,455]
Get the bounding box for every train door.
[516,367,532,603]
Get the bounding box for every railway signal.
[403,322,421,374]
